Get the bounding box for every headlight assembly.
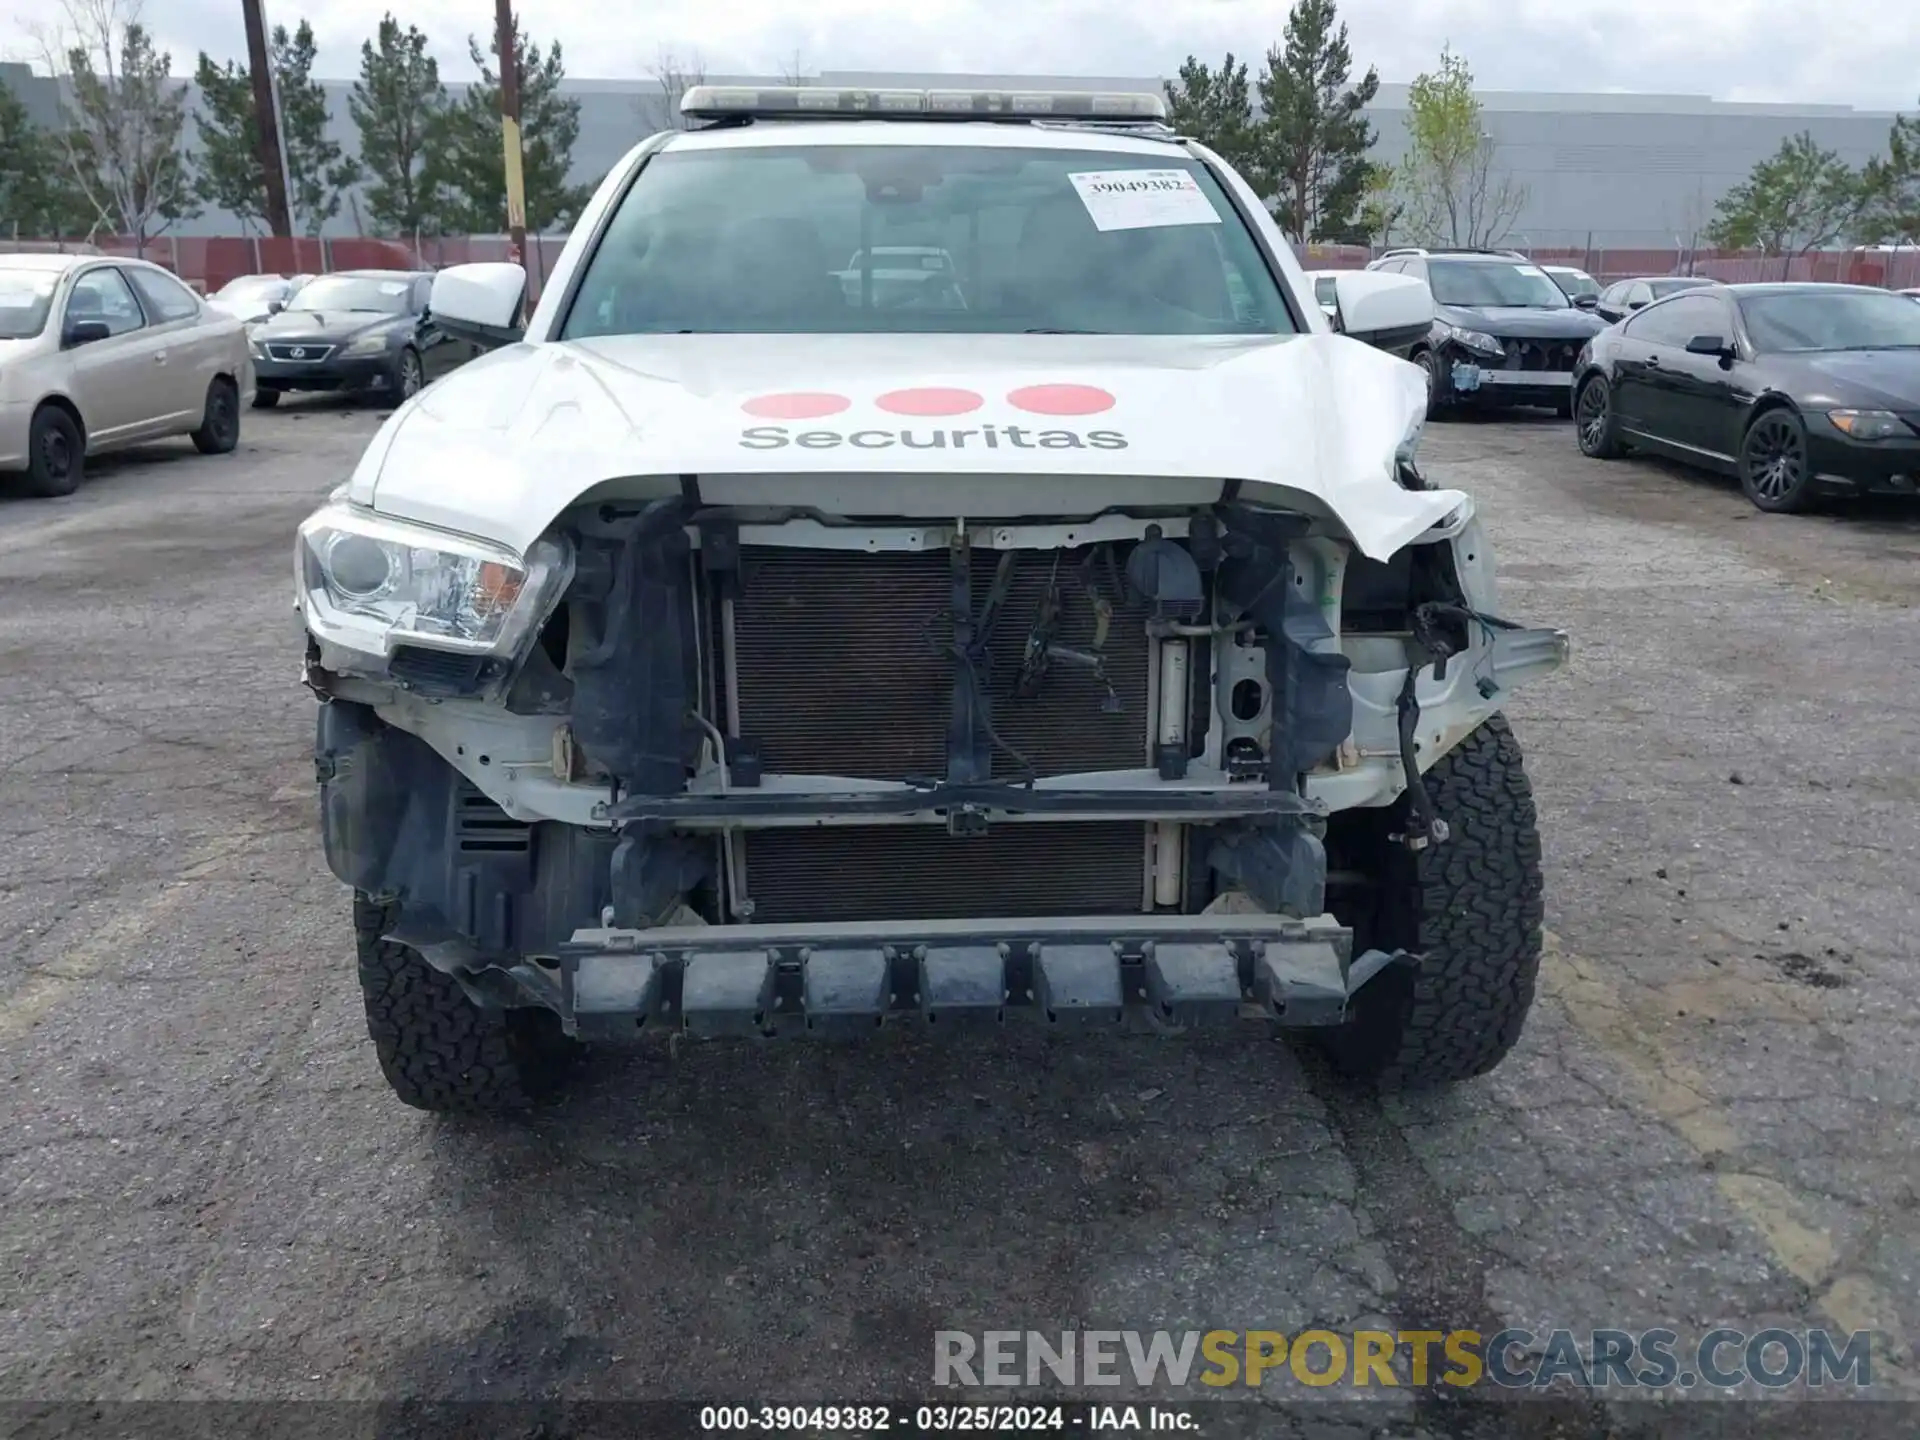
[1445,324,1505,357]
[1827,409,1912,441]
[295,502,572,682]
[341,332,389,358]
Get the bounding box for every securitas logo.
[737,384,1128,452]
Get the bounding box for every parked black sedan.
[1573,282,1920,512]
[247,270,478,408]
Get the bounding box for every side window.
[1400,259,1428,282]
[1600,282,1626,306]
[1624,294,1725,346]
[66,267,146,337]
[1627,282,1654,308]
[125,266,201,323]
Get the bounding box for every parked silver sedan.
[0,253,255,497]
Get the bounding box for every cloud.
[7,0,1918,111]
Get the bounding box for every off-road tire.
[251,387,281,410]
[1321,714,1544,1088]
[353,896,578,1113]
[190,376,240,454]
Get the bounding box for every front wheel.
[1412,348,1444,420]
[354,897,579,1113]
[251,388,281,410]
[1739,407,1817,513]
[25,404,84,497]
[395,347,424,401]
[1320,715,1545,1088]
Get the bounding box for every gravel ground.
[1,396,1917,1435]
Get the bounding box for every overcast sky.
[7,0,1919,111]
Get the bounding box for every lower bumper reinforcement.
[512,915,1411,1042]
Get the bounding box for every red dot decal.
[1008,384,1116,416]
[876,387,984,417]
[742,392,849,419]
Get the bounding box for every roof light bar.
[678,85,1169,124]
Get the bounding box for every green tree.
[1162,55,1257,179]
[348,14,447,236]
[0,74,102,235]
[435,18,592,235]
[1857,105,1920,246]
[1356,159,1403,247]
[1252,0,1380,243]
[190,50,265,232]
[277,22,362,235]
[45,4,196,250]
[1397,46,1525,248]
[1706,132,1862,277]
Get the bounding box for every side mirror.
[428,262,527,350]
[267,299,285,315]
[1627,298,1647,311]
[63,319,112,348]
[1574,294,1599,311]
[1328,271,1434,353]
[1685,334,1733,359]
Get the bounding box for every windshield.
[1549,269,1597,299]
[0,271,58,339]
[1739,289,1920,352]
[562,144,1295,337]
[288,275,413,314]
[1427,260,1570,309]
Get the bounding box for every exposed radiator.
[743,823,1148,924]
[726,544,1152,782]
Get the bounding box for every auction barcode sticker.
[1069,169,1222,232]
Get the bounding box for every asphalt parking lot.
[2,393,1919,1435]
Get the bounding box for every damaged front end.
[300,481,1567,1042]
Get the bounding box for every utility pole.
[240,0,293,238]
[495,0,529,299]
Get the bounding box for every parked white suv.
[295,86,1567,1111]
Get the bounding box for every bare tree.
[776,49,810,86]
[1399,47,1527,248]
[1667,178,1713,274]
[635,50,706,132]
[1460,133,1527,247]
[30,0,195,252]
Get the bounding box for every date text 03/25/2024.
[698,1404,1196,1432]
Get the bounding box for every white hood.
[353,332,1461,562]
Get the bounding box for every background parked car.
[1543,264,1601,309]
[1594,275,1715,324]
[1369,250,1605,416]
[205,273,311,324]
[1573,282,1920,513]
[0,253,251,497]
[247,269,478,409]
